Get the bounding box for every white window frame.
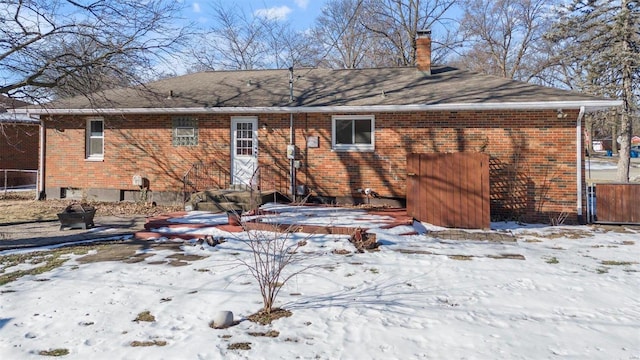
[331,115,375,152]
[85,117,104,160]
[175,126,196,138]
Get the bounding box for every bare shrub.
[549,211,569,226]
[236,223,318,315]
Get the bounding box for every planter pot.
[58,204,96,230]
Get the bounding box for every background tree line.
[0,0,638,180]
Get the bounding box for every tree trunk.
[615,0,633,183]
[616,111,631,182]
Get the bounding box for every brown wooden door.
[407,153,490,229]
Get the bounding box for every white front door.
[231,117,258,187]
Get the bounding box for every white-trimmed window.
[332,115,375,151]
[86,118,104,160]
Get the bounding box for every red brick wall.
[0,123,39,170]
[45,109,584,223]
[286,110,583,223]
[45,114,232,191]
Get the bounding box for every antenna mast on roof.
[289,67,294,102]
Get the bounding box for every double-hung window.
[86,118,104,160]
[332,115,375,151]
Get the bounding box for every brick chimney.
[416,29,431,74]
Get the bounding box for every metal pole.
[289,67,295,198]
[290,113,295,198]
[576,106,585,224]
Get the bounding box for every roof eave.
[0,114,40,124]
[12,100,623,116]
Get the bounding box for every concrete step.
[187,189,291,212]
[193,201,245,212]
[189,189,257,204]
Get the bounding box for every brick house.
[1,95,39,188]
[16,32,620,224]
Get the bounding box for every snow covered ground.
[0,204,639,359]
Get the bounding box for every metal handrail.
[182,161,290,202]
[257,162,290,195]
[182,161,230,201]
[182,163,198,199]
[249,166,260,191]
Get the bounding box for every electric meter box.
[286,145,296,160]
[132,175,143,186]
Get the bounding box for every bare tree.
[189,2,268,71]
[261,17,317,69]
[456,0,557,81]
[360,0,459,66]
[45,37,137,99]
[0,0,191,102]
[311,0,372,69]
[192,0,461,71]
[547,0,639,181]
[188,2,315,71]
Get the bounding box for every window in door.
[235,121,254,156]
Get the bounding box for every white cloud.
[294,0,309,9]
[254,6,292,21]
[192,2,201,13]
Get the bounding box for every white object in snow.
[212,311,234,328]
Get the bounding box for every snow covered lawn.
[1,205,638,359]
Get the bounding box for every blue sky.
[185,0,326,30]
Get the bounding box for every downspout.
[290,112,295,197]
[36,115,45,200]
[576,106,586,224]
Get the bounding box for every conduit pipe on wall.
[576,106,586,224]
[290,112,295,197]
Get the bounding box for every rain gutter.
[13,100,623,116]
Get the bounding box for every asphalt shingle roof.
[0,95,36,123]
[35,66,615,112]
[0,95,29,110]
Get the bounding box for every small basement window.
[86,117,104,160]
[332,115,375,151]
[172,117,198,146]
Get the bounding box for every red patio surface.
[135,206,414,241]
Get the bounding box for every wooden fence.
[593,183,640,224]
[407,153,490,229]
